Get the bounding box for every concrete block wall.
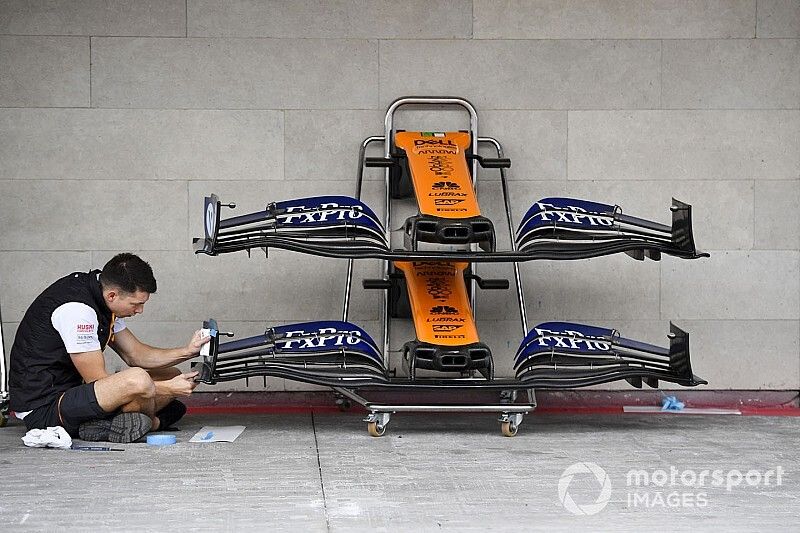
[1,1,798,392]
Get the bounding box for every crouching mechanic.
[9,253,210,443]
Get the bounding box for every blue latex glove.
[661,395,685,411]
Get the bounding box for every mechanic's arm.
[109,328,209,370]
[69,351,109,383]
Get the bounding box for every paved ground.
[0,411,798,532]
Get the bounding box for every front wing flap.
[195,194,706,262]
[514,321,706,388]
[195,319,706,390]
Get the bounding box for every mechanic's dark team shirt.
[9,271,125,417]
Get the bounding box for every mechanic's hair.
[100,253,157,294]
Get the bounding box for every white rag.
[22,426,73,449]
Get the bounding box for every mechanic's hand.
[186,329,212,357]
[168,371,199,396]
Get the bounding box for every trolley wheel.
[500,421,518,437]
[367,421,386,437]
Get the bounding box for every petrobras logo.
[559,462,613,515]
[432,181,460,190]
[532,200,614,227]
[278,327,363,350]
[533,326,611,351]
[278,202,365,225]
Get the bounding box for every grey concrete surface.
[1,412,799,531]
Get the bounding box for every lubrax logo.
[432,181,460,190]
[430,305,458,315]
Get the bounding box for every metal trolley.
[341,96,535,437]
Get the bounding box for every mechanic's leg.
[94,367,157,424]
[148,366,181,413]
[146,366,190,430]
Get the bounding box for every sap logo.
[414,139,456,147]
[430,305,458,315]
[533,327,611,351]
[279,203,364,225]
[533,201,614,227]
[432,324,462,332]
[279,327,363,350]
[434,199,465,206]
[432,181,460,190]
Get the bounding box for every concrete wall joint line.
[310,412,331,533]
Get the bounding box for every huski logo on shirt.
[77,324,95,333]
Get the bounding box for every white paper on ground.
[22,426,73,449]
[189,425,246,443]
[623,406,741,415]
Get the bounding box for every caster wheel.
[367,421,386,437]
[501,421,518,437]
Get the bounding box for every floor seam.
[311,411,332,533]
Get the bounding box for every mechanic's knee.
[123,367,156,399]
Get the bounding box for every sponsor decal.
[77,324,95,333]
[532,326,611,352]
[532,201,614,227]
[434,198,465,206]
[278,327,364,350]
[432,324,463,332]
[421,132,446,138]
[414,140,458,155]
[425,278,452,302]
[434,334,466,339]
[278,202,365,225]
[430,305,458,315]
[427,155,454,176]
[432,181,460,190]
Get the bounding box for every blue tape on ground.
[146,434,177,446]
